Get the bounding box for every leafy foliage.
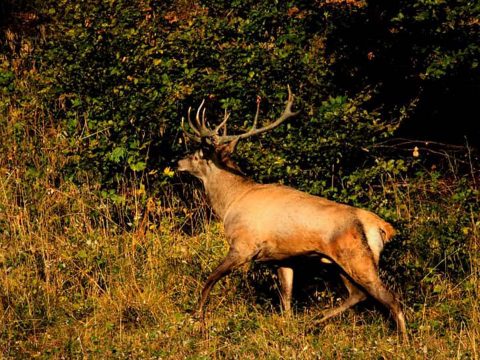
[27,0,409,191]
[21,0,476,192]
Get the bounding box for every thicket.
[0,0,479,357]
[3,0,479,185]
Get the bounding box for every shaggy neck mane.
[215,159,246,177]
[202,163,254,220]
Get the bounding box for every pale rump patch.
[365,227,384,263]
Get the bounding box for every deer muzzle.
[177,159,190,172]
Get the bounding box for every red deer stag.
[177,87,407,339]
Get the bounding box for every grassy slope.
[0,166,478,359]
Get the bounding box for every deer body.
[178,87,407,339]
[183,155,394,261]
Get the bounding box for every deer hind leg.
[198,249,251,317]
[358,275,407,340]
[334,249,408,340]
[277,266,294,313]
[318,273,367,323]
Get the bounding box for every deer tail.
[380,221,396,243]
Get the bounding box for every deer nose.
[177,159,187,172]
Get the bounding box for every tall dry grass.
[0,108,478,358]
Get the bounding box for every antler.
[181,86,299,145]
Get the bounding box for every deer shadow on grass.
[235,257,391,325]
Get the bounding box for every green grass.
[0,169,478,359]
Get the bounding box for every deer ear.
[200,144,215,158]
[222,138,239,155]
[215,139,239,164]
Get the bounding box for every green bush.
[28,0,408,190]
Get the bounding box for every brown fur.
[382,221,397,242]
[178,146,407,339]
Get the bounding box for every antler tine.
[285,84,295,114]
[195,99,205,129]
[187,106,201,136]
[201,107,207,129]
[190,99,215,138]
[214,86,299,144]
[213,109,231,134]
[181,116,202,142]
[252,95,261,131]
[287,84,293,102]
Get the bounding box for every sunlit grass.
[0,165,478,358]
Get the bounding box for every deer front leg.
[198,249,249,318]
[278,266,294,313]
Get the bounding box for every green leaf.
[109,147,126,163]
[130,161,146,172]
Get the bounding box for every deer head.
[177,86,299,179]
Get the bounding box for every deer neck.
[202,166,253,220]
